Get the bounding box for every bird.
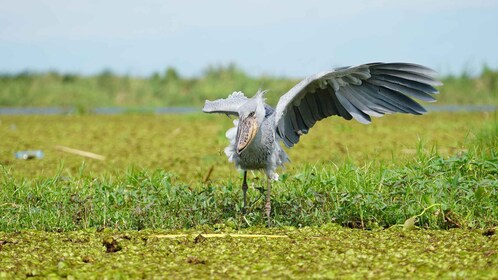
[202,62,442,227]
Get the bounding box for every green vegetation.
[1,113,496,231]
[0,65,297,109]
[0,113,491,180]
[1,227,497,279]
[1,145,497,232]
[1,64,497,109]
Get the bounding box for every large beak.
[236,114,258,155]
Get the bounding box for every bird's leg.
[241,171,248,214]
[265,176,272,227]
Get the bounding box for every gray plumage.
[202,62,442,227]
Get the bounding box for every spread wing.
[274,62,442,147]
[202,91,248,116]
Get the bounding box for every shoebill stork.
[202,62,442,227]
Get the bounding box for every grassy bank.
[1,65,497,108]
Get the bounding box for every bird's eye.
[248,112,255,117]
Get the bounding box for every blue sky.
[1,0,497,77]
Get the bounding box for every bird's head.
[235,89,267,154]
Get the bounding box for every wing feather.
[293,106,309,134]
[373,63,438,77]
[312,93,328,120]
[367,79,437,102]
[353,85,398,114]
[304,93,323,121]
[339,85,383,117]
[327,86,352,120]
[336,85,372,124]
[275,62,441,147]
[283,110,299,147]
[370,68,442,87]
[360,84,408,113]
[364,84,426,114]
[371,74,439,94]
[297,99,317,128]
[315,88,338,116]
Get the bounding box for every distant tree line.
[0,64,497,108]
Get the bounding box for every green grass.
[1,144,496,231]
[1,113,496,231]
[1,65,497,108]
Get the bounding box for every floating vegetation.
[0,227,497,278]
